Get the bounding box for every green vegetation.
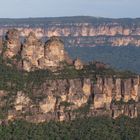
[112,98,136,106]
[0,116,140,140]
[73,103,90,117]
[96,68,136,79]
[60,101,74,107]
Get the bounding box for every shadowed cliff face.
[0,29,139,123]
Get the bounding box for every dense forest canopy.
[0,116,140,140]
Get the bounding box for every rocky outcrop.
[0,30,72,71]
[21,32,44,71]
[3,29,20,58]
[74,58,84,70]
[21,34,72,71]
[38,36,66,71]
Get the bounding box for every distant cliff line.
[0,16,140,47]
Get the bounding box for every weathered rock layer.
[1,76,139,123]
[0,17,140,47]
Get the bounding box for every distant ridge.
[0,16,140,25]
[0,16,140,47]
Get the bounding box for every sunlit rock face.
[74,58,84,70]
[2,76,140,123]
[44,36,65,62]
[3,29,21,59]
[38,36,65,70]
[0,29,72,72]
[21,32,44,71]
[93,76,139,118]
[21,34,72,71]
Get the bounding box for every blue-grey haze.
[0,0,139,18]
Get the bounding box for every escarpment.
[1,17,140,47]
[1,75,140,123]
[0,29,139,123]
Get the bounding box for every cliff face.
[0,76,139,123]
[0,17,140,47]
[1,26,140,47]
[0,29,139,123]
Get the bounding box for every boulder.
[74,58,84,70]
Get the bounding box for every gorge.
[0,29,139,124]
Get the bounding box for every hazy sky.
[0,0,139,18]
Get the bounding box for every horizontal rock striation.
[0,17,140,47]
[0,76,139,123]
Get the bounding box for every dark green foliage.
[112,98,136,106]
[27,69,53,86]
[73,103,90,117]
[94,67,136,79]
[11,54,22,62]
[0,116,140,140]
[60,101,74,107]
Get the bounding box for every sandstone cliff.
[0,16,140,47]
[0,75,140,123]
[0,29,139,123]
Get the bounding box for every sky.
[0,0,139,18]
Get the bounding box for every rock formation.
[21,32,44,71]
[38,36,66,71]
[0,76,138,123]
[0,29,139,123]
[0,29,72,71]
[21,33,72,71]
[74,58,84,70]
[3,29,20,59]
